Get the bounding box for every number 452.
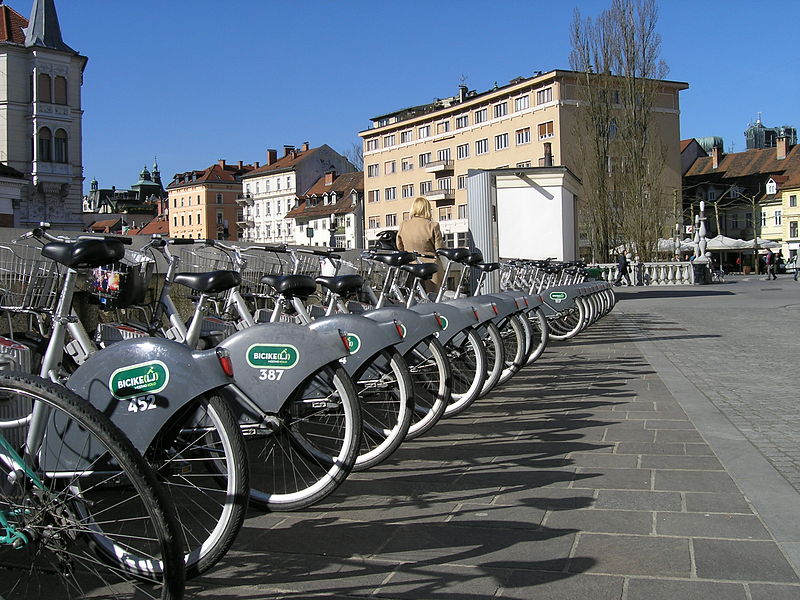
[128,394,157,413]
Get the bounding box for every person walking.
[765,249,776,280]
[396,197,445,292]
[614,251,632,286]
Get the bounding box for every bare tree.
[342,141,363,171]
[570,0,670,261]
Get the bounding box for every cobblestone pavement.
[187,287,800,598]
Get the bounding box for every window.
[181,215,185,227]
[367,164,379,177]
[54,76,67,105]
[217,211,224,225]
[173,198,177,208]
[53,129,68,163]
[216,193,223,204]
[761,212,767,227]
[180,198,184,207]
[366,139,379,151]
[436,120,450,134]
[439,206,453,221]
[442,232,455,248]
[401,157,414,171]
[368,190,380,203]
[37,73,51,102]
[37,127,52,161]
[418,125,430,139]
[746,213,753,228]
[455,115,469,129]
[173,216,177,227]
[495,133,509,151]
[265,180,270,192]
[402,183,415,198]
[266,201,271,215]
[516,161,531,168]
[277,200,282,213]
[438,177,451,191]
[457,174,468,189]
[457,232,469,246]
[536,87,553,105]
[493,102,507,118]
[384,160,396,175]
[791,221,798,238]
[775,210,782,226]
[265,225,271,238]
[475,138,488,155]
[708,190,717,202]
[457,204,467,219]
[276,223,282,237]
[474,108,487,124]
[402,211,410,221]
[516,127,531,145]
[456,143,469,160]
[420,181,432,194]
[730,214,739,229]
[437,148,451,162]
[791,195,797,207]
[514,95,529,112]
[767,180,777,195]
[538,121,554,139]
[385,187,396,201]
[418,152,431,167]
[197,212,201,225]
[383,134,396,147]
[368,216,381,229]
[188,214,192,226]
[400,130,413,143]
[386,213,397,227]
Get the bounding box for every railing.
[593,261,695,285]
[427,188,455,201]
[235,194,254,206]
[425,160,454,173]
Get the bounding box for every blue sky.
[8,0,800,191]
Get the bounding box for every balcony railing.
[236,193,254,206]
[236,219,254,228]
[427,188,455,202]
[425,159,454,173]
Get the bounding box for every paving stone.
[645,419,695,430]
[640,455,724,470]
[693,538,800,582]
[684,443,716,456]
[573,467,652,490]
[449,503,545,529]
[685,492,754,514]
[604,428,657,442]
[594,490,682,511]
[748,583,800,600]
[568,452,639,468]
[655,429,707,443]
[545,508,652,534]
[501,571,624,599]
[374,563,507,598]
[616,442,687,455]
[626,578,747,600]
[654,470,740,493]
[656,512,771,539]
[570,533,691,576]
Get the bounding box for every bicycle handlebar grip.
[168,238,196,245]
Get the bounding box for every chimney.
[283,145,295,157]
[543,142,553,167]
[777,134,789,160]
[254,161,260,168]
[266,149,277,165]
[301,141,309,152]
[324,170,336,186]
[218,159,226,168]
[458,85,468,102]
[711,145,722,169]
[237,160,243,169]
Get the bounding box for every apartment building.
[166,160,256,240]
[360,70,686,249]
[286,170,364,249]
[237,144,354,244]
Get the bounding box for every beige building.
[166,160,256,240]
[360,70,687,249]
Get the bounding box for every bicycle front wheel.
[0,373,184,600]
[443,327,487,418]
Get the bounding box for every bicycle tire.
[477,321,505,398]
[146,392,248,579]
[525,307,549,365]
[0,372,184,600]
[403,335,450,440]
[247,363,361,511]
[443,327,487,417]
[496,313,527,387]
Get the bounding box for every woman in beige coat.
[396,197,444,290]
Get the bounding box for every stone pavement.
[190,281,800,599]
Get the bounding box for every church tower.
[0,0,87,228]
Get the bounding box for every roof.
[134,219,170,236]
[87,218,122,232]
[241,146,326,179]
[680,139,695,152]
[286,171,364,220]
[685,144,800,183]
[168,162,256,190]
[0,162,25,179]
[24,0,76,53]
[0,4,27,44]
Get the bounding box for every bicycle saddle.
[400,263,439,280]
[465,250,484,266]
[174,270,242,294]
[436,247,471,262]
[315,274,364,296]
[42,239,125,269]
[370,251,416,267]
[474,262,500,272]
[260,274,317,298]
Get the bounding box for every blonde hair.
[410,197,432,220]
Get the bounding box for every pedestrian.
[765,249,776,280]
[396,197,444,292]
[614,251,632,286]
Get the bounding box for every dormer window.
[767,179,777,195]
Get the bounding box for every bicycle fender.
[361,307,439,355]
[409,302,479,346]
[216,322,348,414]
[307,314,403,375]
[446,296,502,324]
[66,338,231,454]
[541,286,579,313]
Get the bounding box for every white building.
[0,0,87,228]
[238,144,354,244]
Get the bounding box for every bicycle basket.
[88,249,154,310]
[0,244,61,311]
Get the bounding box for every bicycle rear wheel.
[0,373,184,600]
[443,327,487,417]
[403,335,450,440]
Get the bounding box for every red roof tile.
[242,146,328,178]
[135,219,170,236]
[168,162,256,189]
[680,139,694,152]
[286,172,363,220]
[685,144,800,180]
[0,5,27,45]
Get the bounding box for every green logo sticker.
[345,334,361,354]
[246,344,299,369]
[438,316,449,330]
[549,291,567,303]
[109,360,170,400]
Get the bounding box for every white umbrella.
[656,238,695,252]
[706,235,751,250]
[753,238,781,248]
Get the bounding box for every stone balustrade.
[592,261,695,285]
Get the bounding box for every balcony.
[427,188,455,202]
[236,219,255,228]
[236,193,254,206]
[425,159,454,174]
